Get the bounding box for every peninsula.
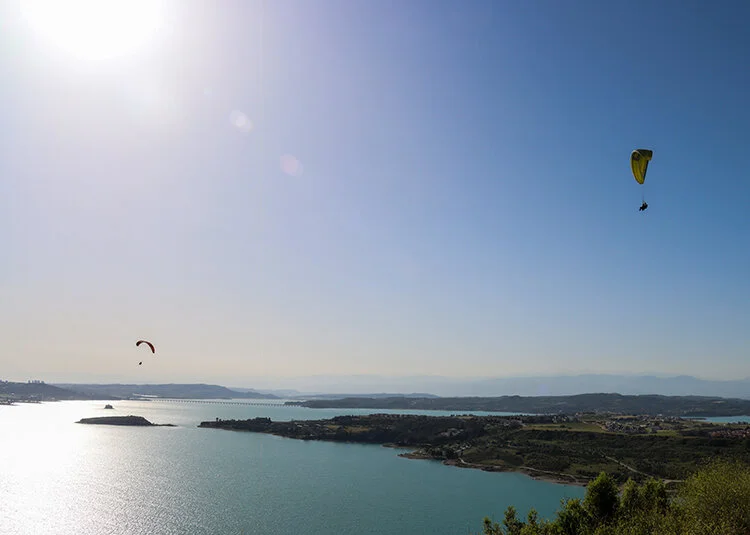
[284,393,750,417]
[199,413,750,485]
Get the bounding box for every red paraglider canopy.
[136,340,155,354]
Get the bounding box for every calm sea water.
[0,400,585,535]
[700,415,750,424]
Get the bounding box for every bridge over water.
[149,398,295,407]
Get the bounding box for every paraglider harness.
[639,201,648,212]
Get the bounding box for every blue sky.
[1,0,748,384]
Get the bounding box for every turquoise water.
[700,415,750,424]
[0,401,584,535]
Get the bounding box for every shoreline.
[395,449,589,487]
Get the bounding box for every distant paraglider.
[136,340,155,367]
[630,149,653,212]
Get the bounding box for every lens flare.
[229,110,253,133]
[280,154,303,177]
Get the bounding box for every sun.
[21,0,163,61]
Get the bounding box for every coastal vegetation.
[478,459,750,534]
[286,393,750,417]
[199,414,750,485]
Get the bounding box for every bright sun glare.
[21,0,163,61]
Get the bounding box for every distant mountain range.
[53,383,279,400]
[437,374,750,399]
[238,374,750,399]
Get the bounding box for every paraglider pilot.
[639,202,648,212]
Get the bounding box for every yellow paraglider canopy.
[630,149,653,185]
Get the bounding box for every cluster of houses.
[0,379,49,403]
[600,415,686,434]
[602,420,652,434]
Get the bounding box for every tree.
[555,498,590,535]
[519,508,559,535]
[639,477,668,515]
[503,506,523,535]
[481,517,504,535]
[583,472,620,526]
[619,478,642,516]
[676,459,750,535]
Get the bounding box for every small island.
[104,404,114,409]
[77,415,174,426]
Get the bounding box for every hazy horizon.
[23,371,750,383]
[3,1,749,383]
[7,372,750,399]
